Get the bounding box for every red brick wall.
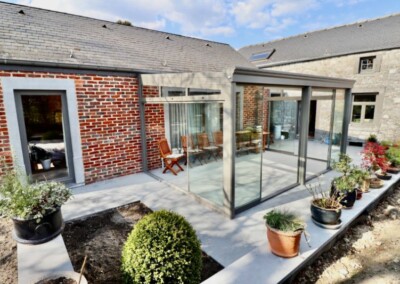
[0,70,143,183]
[143,86,165,170]
[0,78,12,174]
[243,85,269,129]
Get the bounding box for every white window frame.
[351,93,378,124]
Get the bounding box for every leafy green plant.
[367,134,378,143]
[332,153,353,175]
[350,167,370,185]
[263,209,305,232]
[121,210,202,284]
[306,180,342,209]
[332,175,357,192]
[0,168,72,222]
[386,146,400,167]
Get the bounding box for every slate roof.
[239,13,400,67]
[0,2,254,73]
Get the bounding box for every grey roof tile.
[239,14,400,67]
[0,1,254,72]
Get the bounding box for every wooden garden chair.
[197,133,219,161]
[158,138,184,175]
[181,135,203,166]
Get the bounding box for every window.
[249,49,275,61]
[351,93,377,123]
[359,56,375,73]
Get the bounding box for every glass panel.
[330,90,345,163]
[352,105,362,122]
[354,94,376,102]
[188,103,224,207]
[364,105,375,121]
[188,88,221,96]
[266,97,299,196]
[162,87,185,97]
[235,85,263,208]
[21,95,69,182]
[306,94,333,179]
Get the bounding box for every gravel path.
[295,185,400,283]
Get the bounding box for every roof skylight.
[249,49,275,61]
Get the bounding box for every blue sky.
[4,0,400,48]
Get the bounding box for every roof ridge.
[0,0,230,46]
[241,12,400,49]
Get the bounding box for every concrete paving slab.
[203,172,400,284]
[18,235,73,284]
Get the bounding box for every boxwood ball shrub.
[121,210,202,284]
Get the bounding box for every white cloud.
[15,0,233,37]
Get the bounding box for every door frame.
[1,78,85,185]
[15,91,75,183]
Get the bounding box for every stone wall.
[0,69,143,183]
[267,49,400,141]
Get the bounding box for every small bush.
[121,210,202,284]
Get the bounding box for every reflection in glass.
[365,105,375,121]
[352,105,362,122]
[330,90,345,163]
[21,95,69,182]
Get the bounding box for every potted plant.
[351,167,371,199]
[0,168,72,244]
[386,146,400,174]
[361,141,392,180]
[263,209,307,258]
[331,154,358,208]
[306,181,342,228]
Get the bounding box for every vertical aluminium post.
[298,86,311,185]
[340,88,352,154]
[138,77,148,172]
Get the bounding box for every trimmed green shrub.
[121,210,202,284]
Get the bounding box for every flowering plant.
[361,142,389,173]
[0,168,72,222]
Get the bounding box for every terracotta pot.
[266,225,302,258]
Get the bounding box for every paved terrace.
[18,146,394,284]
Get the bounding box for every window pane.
[352,105,362,122]
[364,105,375,121]
[354,94,376,102]
[162,87,185,97]
[188,88,221,96]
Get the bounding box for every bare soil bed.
[294,185,400,283]
[0,217,17,284]
[62,202,223,283]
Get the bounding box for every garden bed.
[62,202,223,283]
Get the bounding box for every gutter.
[0,58,177,75]
[256,46,400,69]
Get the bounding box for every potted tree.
[386,146,400,174]
[306,181,342,229]
[331,154,357,208]
[0,168,72,244]
[263,209,308,258]
[362,141,392,180]
[351,167,371,193]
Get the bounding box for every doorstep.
[202,173,400,284]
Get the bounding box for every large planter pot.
[310,201,342,225]
[266,225,302,258]
[12,207,64,245]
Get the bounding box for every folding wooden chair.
[158,138,184,175]
[181,135,203,166]
[197,133,219,161]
